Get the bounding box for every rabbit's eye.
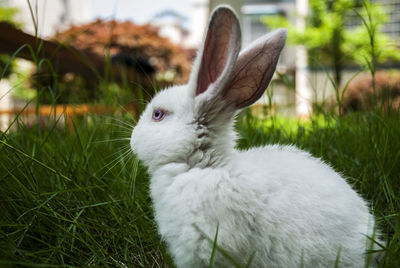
[152,109,166,121]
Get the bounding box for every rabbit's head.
[131,6,287,172]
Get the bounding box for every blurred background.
[0,0,399,126]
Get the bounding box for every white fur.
[130,6,380,268]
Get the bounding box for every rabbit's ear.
[221,29,287,109]
[190,6,241,99]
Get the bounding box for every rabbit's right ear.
[189,6,241,102]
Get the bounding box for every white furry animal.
[131,6,380,268]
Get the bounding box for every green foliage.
[0,6,20,78]
[0,6,20,26]
[9,62,37,100]
[263,0,400,86]
[346,2,400,65]
[0,54,14,78]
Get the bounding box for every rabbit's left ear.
[221,29,287,109]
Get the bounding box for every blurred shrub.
[0,54,14,78]
[0,6,20,78]
[343,71,400,112]
[53,19,192,84]
[34,19,193,104]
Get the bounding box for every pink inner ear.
[221,29,287,108]
[195,8,240,96]
[196,25,221,95]
[223,47,276,108]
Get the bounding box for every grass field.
[0,107,399,267]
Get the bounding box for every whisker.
[100,149,133,176]
[102,117,135,131]
[94,138,131,143]
[116,153,135,177]
[116,104,138,123]
[132,81,154,100]
[97,151,131,176]
[101,115,136,127]
[132,98,148,105]
[102,122,133,132]
[111,118,135,129]
[102,144,132,161]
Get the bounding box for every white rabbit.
[130,5,381,268]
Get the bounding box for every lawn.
[0,107,399,267]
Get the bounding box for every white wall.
[9,0,91,37]
[0,80,13,130]
[186,0,209,48]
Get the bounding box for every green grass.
[0,114,172,267]
[0,107,399,267]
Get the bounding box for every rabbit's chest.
[153,168,231,227]
[151,168,262,255]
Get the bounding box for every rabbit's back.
[229,145,375,266]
